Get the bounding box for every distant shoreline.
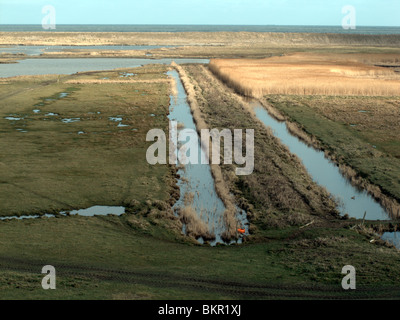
[1,24,400,35]
[1,31,399,48]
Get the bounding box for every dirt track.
[1,255,399,299]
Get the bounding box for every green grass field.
[1,212,400,299]
[0,66,172,217]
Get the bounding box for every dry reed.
[178,206,215,240]
[209,53,400,97]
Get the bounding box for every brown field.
[209,53,400,97]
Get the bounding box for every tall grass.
[177,192,216,241]
[209,54,400,97]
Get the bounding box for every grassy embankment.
[0,63,400,299]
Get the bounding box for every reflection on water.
[60,206,125,216]
[62,118,81,123]
[0,206,125,221]
[381,232,400,249]
[251,101,389,220]
[5,116,22,121]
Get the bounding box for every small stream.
[168,69,247,245]
[250,100,389,221]
[0,206,125,221]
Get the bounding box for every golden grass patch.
[209,53,400,97]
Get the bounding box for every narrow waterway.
[381,232,400,248]
[0,206,126,221]
[250,100,389,221]
[168,69,247,244]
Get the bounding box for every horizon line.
[0,23,400,28]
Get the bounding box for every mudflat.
[1,32,400,60]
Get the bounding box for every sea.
[0,25,400,35]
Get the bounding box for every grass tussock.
[169,75,178,98]
[177,192,215,241]
[178,206,215,241]
[209,53,400,97]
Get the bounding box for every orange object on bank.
[237,228,246,234]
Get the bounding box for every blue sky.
[0,0,398,26]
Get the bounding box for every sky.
[0,0,398,26]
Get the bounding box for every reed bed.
[209,53,400,97]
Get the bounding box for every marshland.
[0,29,400,300]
